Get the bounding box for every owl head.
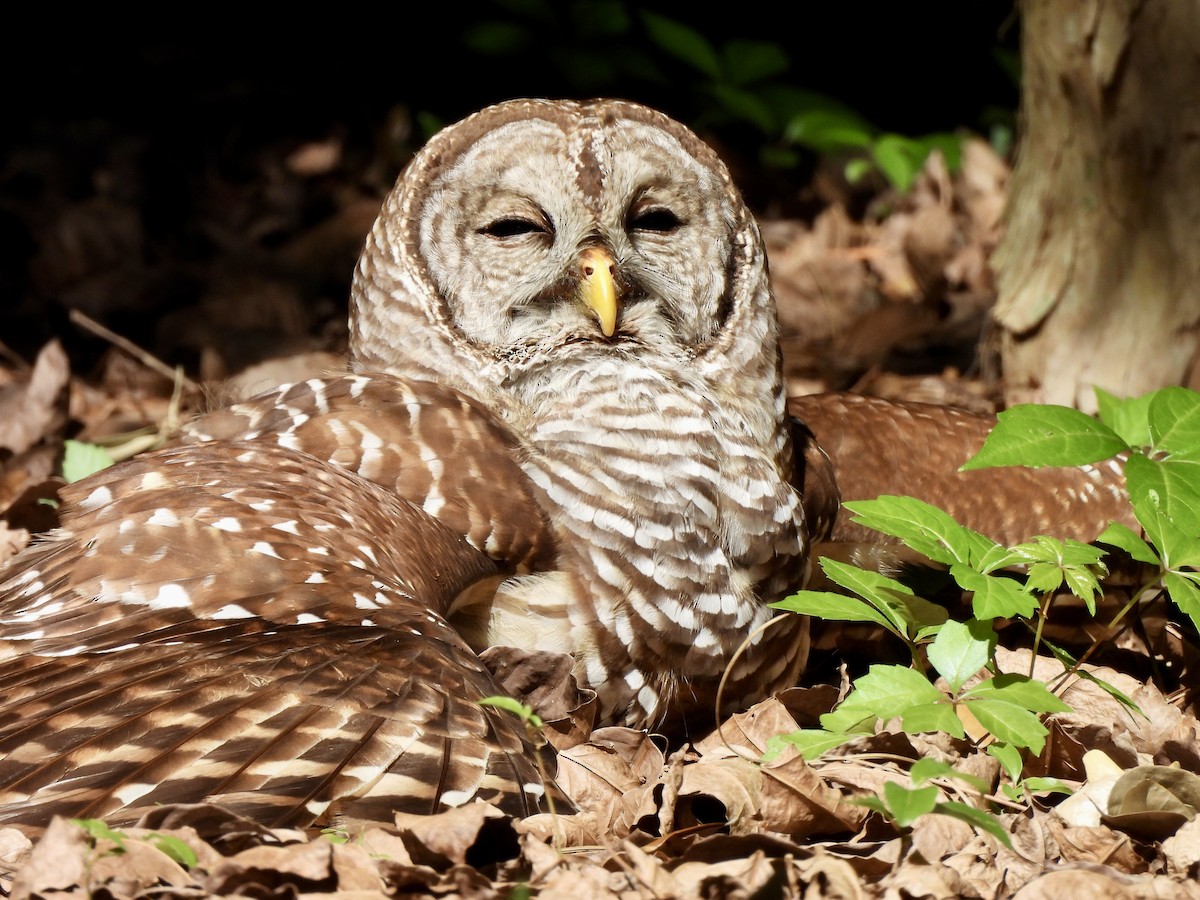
[349,99,781,418]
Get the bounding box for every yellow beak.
[579,248,618,337]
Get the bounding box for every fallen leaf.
[9,817,89,900]
[392,802,519,868]
[0,341,69,456]
[1105,766,1200,840]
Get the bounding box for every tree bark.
[991,0,1200,411]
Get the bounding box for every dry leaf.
[392,802,518,868]
[204,838,338,895]
[1162,813,1200,876]
[1105,766,1200,840]
[0,341,69,456]
[9,817,90,900]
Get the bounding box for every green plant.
[856,758,1013,849]
[639,10,964,192]
[461,2,975,192]
[769,386,1200,841]
[72,817,199,868]
[478,695,564,837]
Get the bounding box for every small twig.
[0,338,30,370]
[68,308,201,393]
[714,612,794,763]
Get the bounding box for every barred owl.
[0,99,814,830]
[0,99,1134,834]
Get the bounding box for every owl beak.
[579,247,618,337]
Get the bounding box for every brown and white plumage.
[351,99,810,730]
[0,99,1131,833]
[0,440,551,828]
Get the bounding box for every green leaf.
[71,819,127,850]
[760,145,800,170]
[148,833,198,868]
[1095,387,1154,448]
[871,134,924,193]
[1006,536,1106,610]
[953,565,1038,620]
[887,592,952,637]
[1021,777,1074,795]
[855,794,888,817]
[1062,567,1103,614]
[964,697,1051,754]
[785,109,874,153]
[770,589,894,630]
[1068,666,1145,719]
[961,404,1128,470]
[62,440,114,483]
[900,701,965,738]
[1023,562,1066,595]
[911,758,987,792]
[758,85,872,135]
[987,742,1024,782]
[934,801,1014,848]
[927,619,993,693]
[844,157,874,184]
[850,664,947,714]
[1149,387,1200,460]
[820,665,950,734]
[1127,454,1200,542]
[883,782,939,828]
[762,729,851,763]
[975,543,1033,574]
[963,673,1072,714]
[1097,522,1160,565]
[819,705,878,735]
[1000,782,1025,803]
[1164,572,1200,632]
[845,496,996,566]
[721,39,789,86]
[815,558,919,635]
[1008,535,1107,569]
[640,11,722,78]
[478,696,543,729]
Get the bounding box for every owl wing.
[789,392,1134,548]
[0,421,560,832]
[179,375,558,573]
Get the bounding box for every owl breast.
[483,349,809,729]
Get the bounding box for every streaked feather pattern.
[0,443,552,829]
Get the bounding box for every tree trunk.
[991,0,1200,412]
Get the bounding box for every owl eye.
[629,208,681,234]
[480,217,550,239]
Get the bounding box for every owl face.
[415,111,739,356]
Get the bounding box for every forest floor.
[2,112,1199,898]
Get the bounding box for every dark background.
[0,3,1019,371]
